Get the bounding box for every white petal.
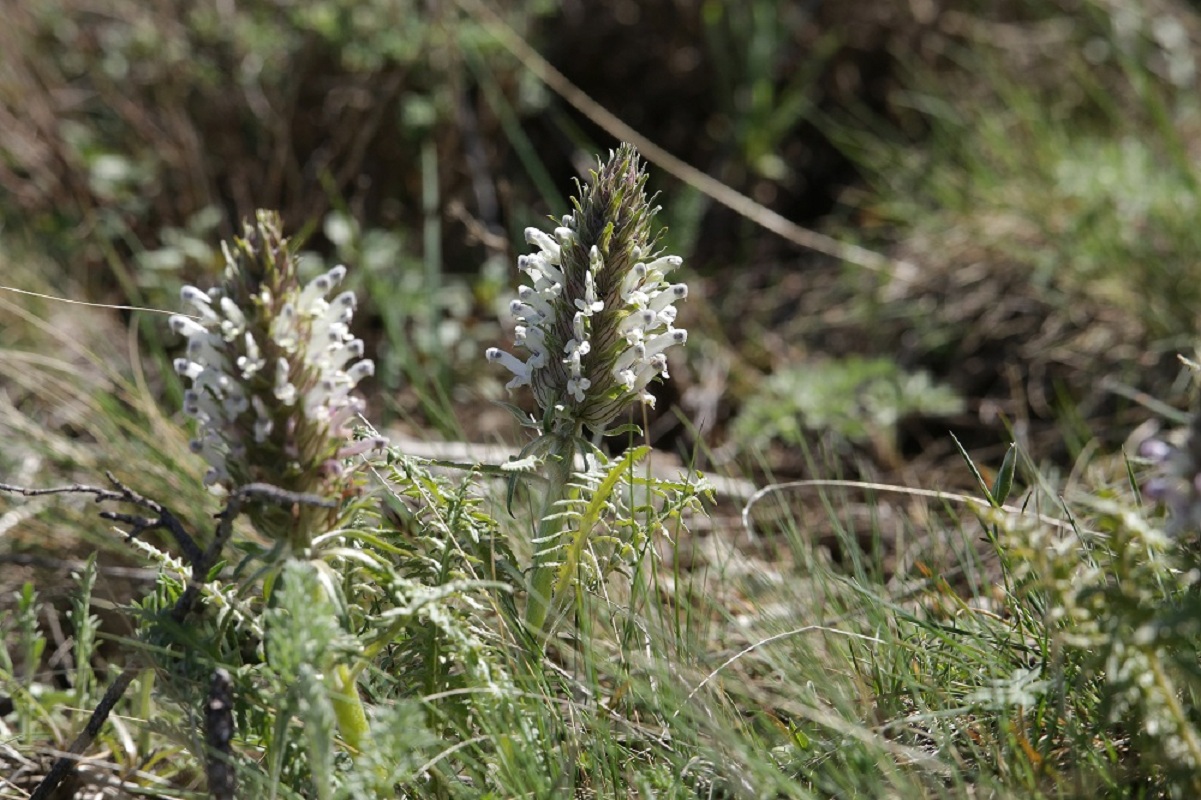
[613,343,646,375]
[525,227,561,263]
[346,360,375,386]
[510,299,544,325]
[486,347,531,382]
[648,284,687,313]
[621,263,648,300]
[180,285,212,306]
[518,285,554,320]
[645,329,687,358]
[644,255,683,275]
[174,359,204,380]
[619,309,656,335]
[169,315,208,338]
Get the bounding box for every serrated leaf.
[554,445,650,598]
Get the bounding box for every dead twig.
[204,668,237,800]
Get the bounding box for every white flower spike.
[170,211,382,548]
[489,143,688,433]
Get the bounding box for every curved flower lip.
[644,329,687,358]
[619,309,656,335]
[649,284,687,313]
[525,227,562,261]
[169,315,209,338]
[486,347,531,389]
[489,144,688,430]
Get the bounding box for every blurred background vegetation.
[4,0,1201,545]
[8,1,1201,795]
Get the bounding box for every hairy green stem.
[330,662,371,754]
[303,566,372,754]
[524,434,577,639]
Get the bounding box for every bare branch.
[0,473,203,563]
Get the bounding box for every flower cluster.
[486,144,687,433]
[168,210,380,546]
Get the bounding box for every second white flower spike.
[490,143,688,433]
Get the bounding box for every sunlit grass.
[6,1,1201,797]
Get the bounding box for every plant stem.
[330,663,371,754]
[524,434,577,639]
[303,561,372,754]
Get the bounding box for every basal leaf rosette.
[486,144,687,434]
[168,210,381,549]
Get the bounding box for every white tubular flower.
[174,358,204,381]
[218,297,246,340]
[519,253,565,289]
[648,284,687,314]
[169,315,209,339]
[489,144,688,433]
[236,332,265,379]
[514,324,545,356]
[517,285,555,320]
[169,210,381,548]
[525,227,562,263]
[486,346,532,389]
[619,308,656,337]
[576,266,604,316]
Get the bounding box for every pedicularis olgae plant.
[487,143,690,635]
[169,210,380,552]
[169,210,380,752]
